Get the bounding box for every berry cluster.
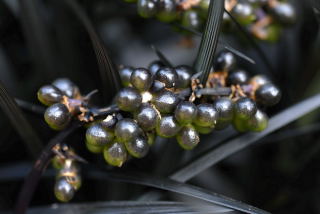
[125,0,295,41]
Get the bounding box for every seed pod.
[255,83,281,106]
[86,123,114,146]
[175,65,192,88]
[234,97,257,120]
[231,3,255,26]
[119,66,134,87]
[85,141,104,153]
[44,103,71,130]
[247,110,268,132]
[156,115,181,138]
[194,103,218,127]
[103,141,128,167]
[214,51,236,71]
[130,68,153,91]
[181,10,203,31]
[37,85,63,106]
[193,124,214,134]
[136,103,159,131]
[226,70,249,86]
[155,67,178,88]
[137,0,158,18]
[115,119,141,143]
[54,177,75,202]
[52,78,80,98]
[271,2,296,25]
[116,87,142,112]
[125,136,150,158]
[176,125,200,150]
[152,89,180,113]
[148,60,165,77]
[174,101,197,125]
[156,0,177,22]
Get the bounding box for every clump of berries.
[124,0,295,42]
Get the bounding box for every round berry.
[255,83,281,106]
[130,68,153,91]
[155,67,178,88]
[175,65,192,88]
[44,103,71,130]
[103,141,128,167]
[193,124,214,134]
[271,2,296,25]
[52,78,80,98]
[150,80,166,93]
[119,66,134,87]
[156,0,177,22]
[37,85,63,106]
[213,97,234,122]
[116,87,142,112]
[232,116,249,132]
[176,125,200,150]
[227,70,249,85]
[152,89,180,113]
[54,177,75,202]
[249,75,270,88]
[174,101,197,125]
[137,0,158,18]
[100,115,118,130]
[234,97,257,120]
[181,10,203,31]
[136,103,159,131]
[125,136,150,158]
[86,123,114,146]
[58,170,82,191]
[148,60,164,77]
[194,103,218,127]
[214,51,236,71]
[85,141,104,153]
[247,110,268,132]
[115,119,141,143]
[156,115,181,138]
[231,3,255,26]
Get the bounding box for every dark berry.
[116,87,142,112]
[37,85,63,106]
[271,2,296,25]
[86,123,114,146]
[119,66,134,87]
[255,83,281,106]
[176,125,200,150]
[156,0,177,22]
[148,60,164,77]
[174,101,197,125]
[52,78,80,98]
[249,75,270,88]
[214,51,236,71]
[115,119,141,143]
[175,65,192,88]
[213,97,234,121]
[194,103,218,127]
[103,141,128,167]
[100,115,118,130]
[137,0,158,18]
[181,10,203,31]
[231,3,255,26]
[125,136,150,158]
[130,68,153,91]
[156,115,181,138]
[86,141,104,153]
[227,69,249,85]
[136,103,159,131]
[234,97,257,120]
[155,67,178,88]
[247,110,268,132]
[152,89,180,113]
[150,80,166,93]
[44,103,71,130]
[54,177,75,202]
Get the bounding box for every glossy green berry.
[255,83,281,106]
[115,119,141,143]
[176,125,200,150]
[234,97,257,120]
[232,116,249,132]
[155,67,178,88]
[271,2,296,25]
[37,85,63,106]
[194,103,218,127]
[52,78,80,98]
[86,123,114,146]
[214,51,236,71]
[181,10,203,31]
[116,87,142,112]
[156,0,177,22]
[247,110,268,132]
[148,60,164,77]
[137,0,158,18]
[103,141,128,167]
[156,115,181,138]
[193,124,214,134]
[130,68,153,91]
[136,103,159,131]
[175,65,192,88]
[231,3,256,26]
[152,89,180,113]
[54,177,75,202]
[119,66,134,87]
[57,162,81,190]
[125,136,150,158]
[174,101,197,125]
[85,141,104,153]
[227,70,249,86]
[213,97,234,129]
[44,103,71,130]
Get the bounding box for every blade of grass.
[0,81,42,158]
[15,98,45,115]
[64,0,122,104]
[194,0,224,85]
[151,45,174,67]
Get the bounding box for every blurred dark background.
[0,0,319,213]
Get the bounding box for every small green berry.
[156,115,181,138]
[103,141,128,167]
[194,103,217,127]
[44,103,71,130]
[37,85,63,106]
[174,101,197,125]
[247,110,268,132]
[54,177,75,202]
[176,125,200,150]
[115,119,141,143]
[116,87,142,112]
[86,123,114,146]
[125,136,150,158]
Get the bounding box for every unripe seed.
[194,103,218,127]
[37,85,63,106]
[119,66,134,87]
[85,141,104,153]
[152,89,180,113]
[156,115,181,138]
[247,110,268,132]
[176,125,200,150]
[44,103,71,130]
[116,87,142,112]
[86,123,114,146]
[103,141,128,167]
[130,68,153,91]
[234,97,257,120]
[115,119,141,143]
[125,136,150,158]
[174,101,197,125]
